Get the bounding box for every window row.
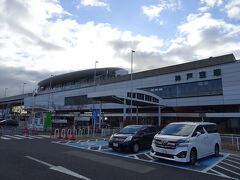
[142,79,223,99]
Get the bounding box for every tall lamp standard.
[93,60,98,136]
[130,50,135,122]
[22,83,27,94]
[48,75,54,110]
[94,61,99,86]
[21,83,27,116]
[4,88,8,97]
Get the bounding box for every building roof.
[38,67,124,87]
[38,53,236,88]
[101,54,236,85]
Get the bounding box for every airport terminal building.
[1,54,240,133]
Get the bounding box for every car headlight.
[124,136,133,142]
[177,139,190,147]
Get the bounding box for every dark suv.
[109,125,159,153]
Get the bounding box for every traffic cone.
[58,129,62,139]
[24,127,29,136]
[65,131,68,140]
[71,131,75,140]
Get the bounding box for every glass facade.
[65,95,94,106]
[141,79,223,99]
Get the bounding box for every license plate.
[159,148,167,154]
[113,143,118,147]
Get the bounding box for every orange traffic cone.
[24,127,29,136]
[58,129,62,139]
[65,131,68,140]
[71,131,75,140]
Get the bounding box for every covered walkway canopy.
[87,89,165,126]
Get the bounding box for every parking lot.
[53,139,240,180]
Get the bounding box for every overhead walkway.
[87,89,165,126]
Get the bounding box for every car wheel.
[214,144,220,157]
[189,149,197,165]
[132,143,139,153]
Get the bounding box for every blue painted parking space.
[67,139,108,149]
[54,139,231,178]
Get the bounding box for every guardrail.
[220,134,240,151]
[51,127,120,139]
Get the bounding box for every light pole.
[93,61,98,136]
[21,83,27,116]
[48,75,54,110]
[130,50,135,122]
[4,88,8,97]
[22,83,27,94]
[94,61,99,86]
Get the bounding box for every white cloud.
[200,0,223,7]
[142,0,181,21]
[0,0,166,74]
[167,12,240,60]
[224,0,240,20]
[78,0,110,10]
[0,0,239,95]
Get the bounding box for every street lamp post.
[48,75,54,110]
[21,83,27,117]
[130,50,135,122]
[22,83,27,94]
[93,61,98,136]
[4,88,8,97]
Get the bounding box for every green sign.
[44,112,52,129]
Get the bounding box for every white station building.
[1,54,240,133]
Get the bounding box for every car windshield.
[159,124,195,137]
[119,126,142,134]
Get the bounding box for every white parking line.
[145,153,154,160]
[133,155,139,159]
[216,165,240,176]
[209,168,231,179]
[228,156,240,162]
[225,158,240,165]
[4,135,22,140]
[98,146,102,151]
[203,154,229,173]
[230,154,240,158]
[221,161,240,170]
[14,135,34,139]
[1,136,11,140]
[25,156,91,180]
[29,135,43,139]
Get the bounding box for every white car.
[150,122,221,165]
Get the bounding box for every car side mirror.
[138,131,144,136]
[196,131,201,137]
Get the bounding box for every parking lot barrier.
[54,129,59,138]
[237,137,239,150]
[65,130,68,140]
[67,129,72,137]
[61,129,65,138]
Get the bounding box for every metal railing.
[52,127,120,139]
[221,134,240,151]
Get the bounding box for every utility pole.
[93,61,98,136]
[130,50,135,122]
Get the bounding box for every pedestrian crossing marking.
[4,135,22,139]
[1,136,11,140]
[0,134,48,141]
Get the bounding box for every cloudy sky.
[0,0,240,97]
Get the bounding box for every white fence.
[220,134,240,151]
[53,127,120,139]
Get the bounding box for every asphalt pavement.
[0,136,231,180]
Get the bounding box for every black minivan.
[109,125,159,153]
